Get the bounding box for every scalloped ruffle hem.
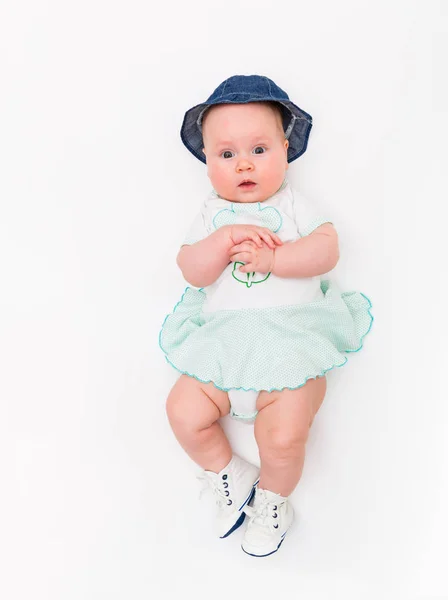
[159,279,373,392]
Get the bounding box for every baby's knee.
[165,386,186,428]
[257,423,310,460]
[166,379,196,431]
[165,375,227,432]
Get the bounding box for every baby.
[159,75,373,557]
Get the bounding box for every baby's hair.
[201,101,286,141]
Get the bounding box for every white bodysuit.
[159,178,373,421]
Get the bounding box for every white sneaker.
[241,486,294,557]
[197,455,260,538]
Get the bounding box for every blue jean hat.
[180,74,313,165]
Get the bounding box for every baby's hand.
[227,224,283,250]
[229,240,275,274]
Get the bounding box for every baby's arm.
[272,223,339,278]
[177,225,283,287]
[177,227,231,288]
[229,223,339,277]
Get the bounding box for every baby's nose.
[236,158,254,172]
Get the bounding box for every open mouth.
[238,180,256,189]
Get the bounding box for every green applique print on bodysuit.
[232,262,271,288]
[213,202,282,288]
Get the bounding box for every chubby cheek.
[264,158,288,189]
[207,161,233,193]
[269,154,288,178]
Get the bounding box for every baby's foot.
[197,455,260,538]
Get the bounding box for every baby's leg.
[165,374,232,473]
[254,376,327,497]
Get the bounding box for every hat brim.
[180,99,313,164]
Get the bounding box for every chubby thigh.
[253,377,327,496]
[255,377,327,444]
[165,374,231,431]
[165,374,326,433]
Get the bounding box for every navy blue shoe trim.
[221,480,259,539]
[238,479,259,511]
[220,510,246,538]
[241,535,286,557]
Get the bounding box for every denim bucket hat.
[180,74,313,165]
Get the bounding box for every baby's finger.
[247,232,263,247]
[239,262,253,273]
[229,242,254,254]
[258,231,276,249]
[264,231,283,246]
[231,252,252,263]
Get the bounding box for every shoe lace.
[244,490,281,531]
[197,473,232,510]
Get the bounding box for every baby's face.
[202,103,289,203]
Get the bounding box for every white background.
[1,1,447,598]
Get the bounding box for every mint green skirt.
[159,280,373,392]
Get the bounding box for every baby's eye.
[221,150,235,159]
[253,146,266,155]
